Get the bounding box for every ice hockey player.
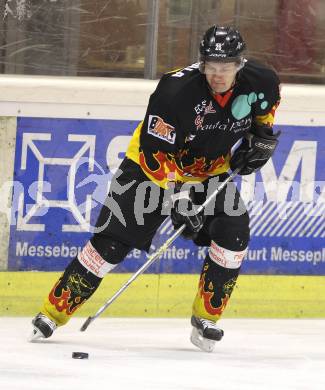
[31,25,281,352]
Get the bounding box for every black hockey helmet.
[199,25,246,63]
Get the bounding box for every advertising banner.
[8,117,325,274]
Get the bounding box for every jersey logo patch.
[148,115,176,144]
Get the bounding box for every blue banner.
[8,118,325,274]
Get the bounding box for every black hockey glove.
[170,185,205,240]
[230,124,280,175]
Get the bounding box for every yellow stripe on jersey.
[126,120,143,165]
[164,67,184,75]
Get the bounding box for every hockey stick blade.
[80,316,93,332]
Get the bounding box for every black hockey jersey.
[126,60,281,188]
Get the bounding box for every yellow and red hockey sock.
[40,241,116,326]
[192,242,247,322]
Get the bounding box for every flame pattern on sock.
[192,261,239,322]
[41,258,101,326]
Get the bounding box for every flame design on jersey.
[139,148,229,186]
[139,150,182,182]
[181,155,226,178]
[255,101,280,127]
[126,122,231,188]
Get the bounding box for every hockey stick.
[80,168,240,332]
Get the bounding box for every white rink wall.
[1,75,325,124]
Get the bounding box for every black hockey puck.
[72,352,89,359]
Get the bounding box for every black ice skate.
[29,313,57,342]
[190,315,224,352]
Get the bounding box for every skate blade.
[28,327,45,343]
[190,327,216,353]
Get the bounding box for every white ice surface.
[0,318,324,390]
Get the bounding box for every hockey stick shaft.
[80,168,240,331]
